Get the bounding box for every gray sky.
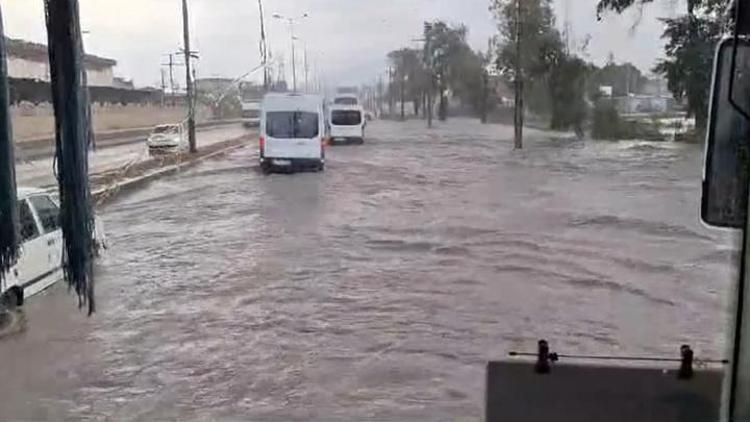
[2,0,683,88]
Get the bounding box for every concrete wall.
[13,104,213,142]
[8,57,48,81]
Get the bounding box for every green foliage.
[589,60,649,97]
[597,0,731,130]
[490,0,563,89]
[386,20,493,120]
[549,55,589,130]
[591,99,664,140]
[387,48,427,109]
[654,13,725,129]
[591,100,623,140]
[423,21,474,120]
[491,0,587,130]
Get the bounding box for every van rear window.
[331,110,362,126]
[266,112,319,139]
[153,125,179,134]
[334,97,357,105]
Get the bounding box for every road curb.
[16,119,244,162]
[93,136,250,206]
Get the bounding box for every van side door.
[26,195,63,296]
[13,198,50,295]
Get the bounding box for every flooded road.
[0,119,737,420]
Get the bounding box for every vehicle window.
[18,200,39,242]
[334,97,357,105]
[153,126,178,134]
[331,110,362,126]
[243,109,261,118]
[266,111,319,138]
[28,195,60,234]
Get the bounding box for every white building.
[5,37,116,87]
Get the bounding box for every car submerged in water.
[146,123,188,156]
[0,188,107,309]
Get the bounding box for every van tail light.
[259,136,265,155]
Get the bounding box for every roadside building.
[5,37,116,86]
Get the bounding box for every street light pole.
[181,0,197,153]
[290,23,297,91]
[304,47,309,93]
[273,13,308,93]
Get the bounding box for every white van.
[328,105,365,145]
[260,93,325,173]
[332,94,359,106]
[1,188,106,308]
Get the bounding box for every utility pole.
[304,47,309,93]
[161,53,176,106]
[388,67,395,118]
[377,74,383,117]
[160,68,166,107]
[181,0,197,153]
[424,23,434,128]
[257,0,269,91]
[273,14,308,92]
[513,0,524,149]
[400,54,406,120]
[290,29,297,91]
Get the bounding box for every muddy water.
[0,119,737,420]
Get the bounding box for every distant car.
[260,93,326,173]
[328,105,366,145]
[242,101,262,128]
[1,188,107,309]
[146,123,187,155]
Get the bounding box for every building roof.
[5,37,117,69]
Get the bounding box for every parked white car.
[0,188,107,308]
[146,123,188,155]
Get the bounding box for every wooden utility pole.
[167,54,176,106]
[160,68,166,107]
[304,47,309,92]
[400,56,406,120]
[513,0,524,149]
[388,67,394,117]
[257,0,269,91]
[181,0,197,153]
[424,24,433,128]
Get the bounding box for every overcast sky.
[2,0,684,88]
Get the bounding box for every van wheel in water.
[1,287,23,310]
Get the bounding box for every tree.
[492,0,563,113]
[590,60,649,97]
[388,48,425,119]
[423,21,471,121]
[492,0,587,135]
[549,54,589,132]
[597,0,730,130]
